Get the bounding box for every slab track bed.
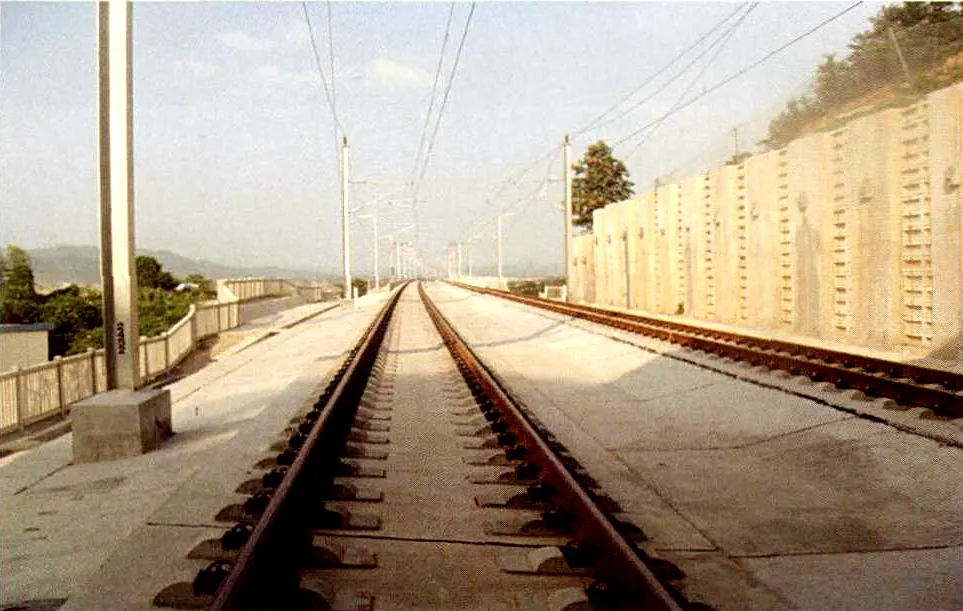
[452,283,963,419]
[151,282,691,611]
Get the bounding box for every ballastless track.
[152,282,694,611]
[453,283,963,419]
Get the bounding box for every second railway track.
[152,282,696,611]
[453,283,963,419]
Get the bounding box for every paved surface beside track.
[425,282,962,611]
[0,298,385,609]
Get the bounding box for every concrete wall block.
[925,83,962,359]
[609,201,628,308]
[786,132,831,338]
[745,150,781,330]
[592,207,608,306]
[679,176,700,316]
[693,173,714,319]
[624,198,642,310]
[846,109,902,349]
[709,167,738,323]
[574,83,960,362]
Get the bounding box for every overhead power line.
[463,4,751,239]
[573,2,751,138]
[302,1,344,135]
[620,3,757,158]
[413,3,477,197]
[614,1,864,150]
[411,4,456,190]
[326,2,337,125]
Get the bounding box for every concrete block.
[71,388,172,463]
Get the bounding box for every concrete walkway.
[0,296,387,609]
[426,282,963,611]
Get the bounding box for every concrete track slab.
[0,299,385,608]
[303,287,598,609]
[300,539,593,611]
[425,282,963,611]
[618,418,962,555]
[741,546,962,611]
[60,524,222,611]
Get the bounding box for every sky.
[0,1,884,278]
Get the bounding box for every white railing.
[0,276,337,434]
[219,278,335,304]
[0,300,240,434]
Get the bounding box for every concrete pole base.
[71,388,172,463]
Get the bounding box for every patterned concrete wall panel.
[656,184,679,314]
[787,132,831,338]
[709,167,737,323]
[732,163,750,324]
[637,192,655,311]
[573,234,595,303]
[593,207,608,307]
[693,173,715,320]
[925,84,962,360]
[745,150,782,330]
[664,184,684,316]
[624,198,643,310]
[651,187,668,313]
[608,201,628,308]
[678,175,700,316]
[847,109,902,350]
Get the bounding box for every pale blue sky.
[0,1,882,277]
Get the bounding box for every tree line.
[0,245,214,359]
[763,2,962,149]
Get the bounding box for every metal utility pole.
[496,214,504,281]
[341,136,352,298]
[456,242,463,278]
[563,134,573,302]
[394,240,401,280]
[98,1,139,390]
[467,240,474,278]
[359,214,379,289]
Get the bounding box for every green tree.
[0,245,41,324]
[138,287,193,337]
[763,2,962,149]
[136,255,178,290]
[351,278,368,298]
[40,285,103,356]
[571,140,635,229]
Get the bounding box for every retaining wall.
[569,83,962,360]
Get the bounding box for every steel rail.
[452,283,963,418]
[208,284,407,610]
[419,282,684,611]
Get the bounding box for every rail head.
[451,282,963,418]
[207,282,407,610]
[419,282,684,611]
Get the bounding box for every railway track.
[151,282,697,611]
[453,283,963,419]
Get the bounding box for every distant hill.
[26,245,333,288]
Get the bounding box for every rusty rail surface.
[419,283,684,611]
[453,283,963,419]
[207,284,406,610]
